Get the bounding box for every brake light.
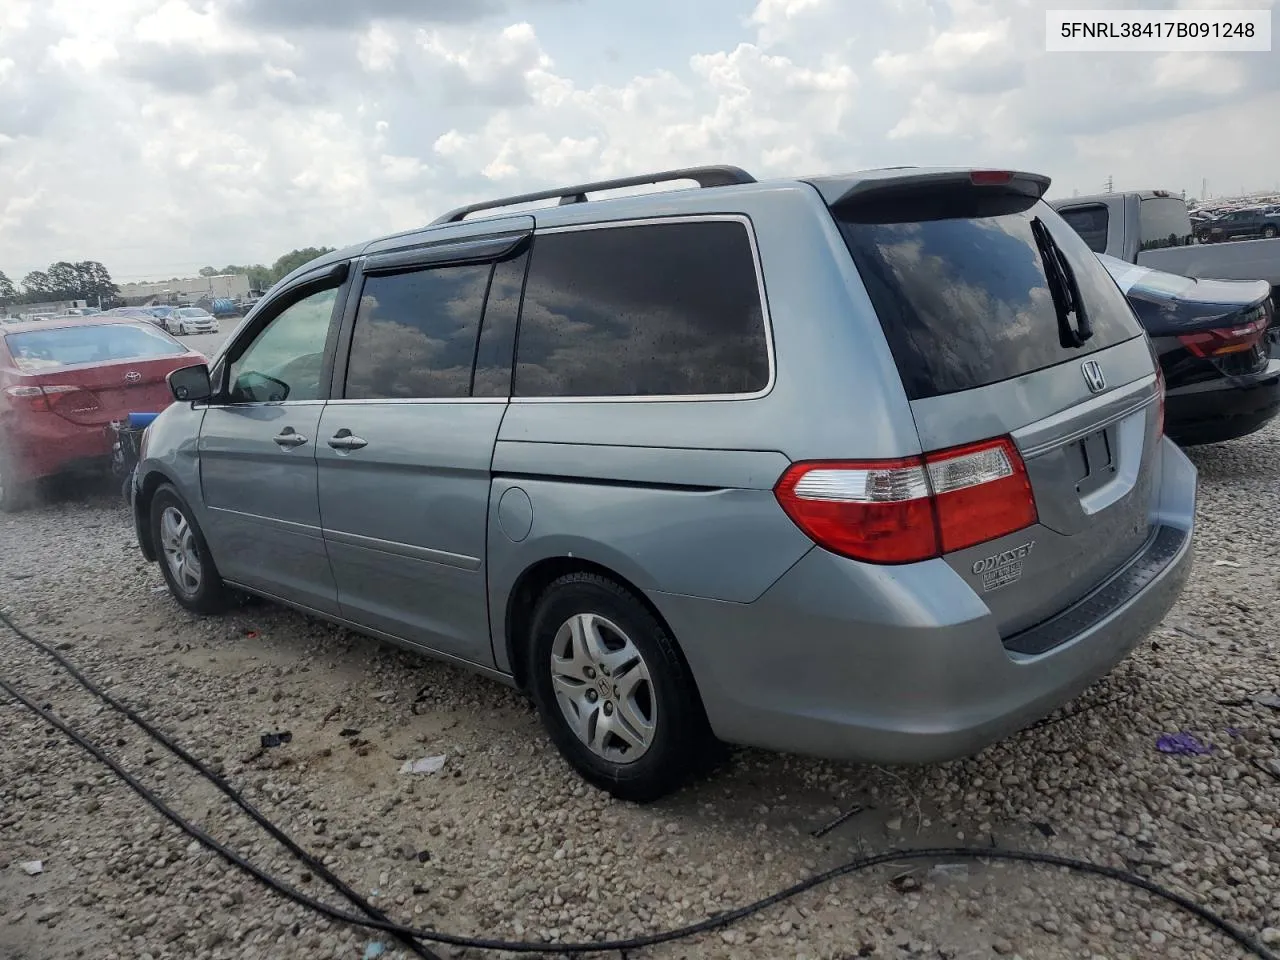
[774,437,1037,564]
[2,384,100,415]
[970,170,1014,186]
[1177,311,1268,357]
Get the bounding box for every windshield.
[836,195,1142,400]
[4,323,186,370]
[177,308,208,317]
[1139,197,1194,251]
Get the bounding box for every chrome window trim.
[510,214,776,405]
[323,397,508,406]
[200,399,327,410]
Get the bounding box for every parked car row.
[1193,207,1280,243]
[104,305,220,336]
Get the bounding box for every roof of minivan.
[274,165,1052,288]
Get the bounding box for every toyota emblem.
[124,371,142,383]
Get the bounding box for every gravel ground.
[2,422,1279,960]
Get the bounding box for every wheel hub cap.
[549,612,656,763]
[160,506,202,595]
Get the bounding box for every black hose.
[0,608,441,960]
[2,611,1276,959]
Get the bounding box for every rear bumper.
[3,416,113,483]
[653,439,1197,764]
[1166,365,1280,445]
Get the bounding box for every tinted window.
[837,196,1142,401]
[228,286,337,403]
[472,252,526,398]
[5,323,185,371]
[1139,197,1193,250]
[1057,205,1109,253]
[514,221,769,397]
[345,264,490,400]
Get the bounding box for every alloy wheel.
[160,505,202,595]
[549,612,656,763]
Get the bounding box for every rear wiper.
[1031,217,1093,348]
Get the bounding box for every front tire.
[150,484,229,614]
[1264,225,1278,239]
[526,573,714,802]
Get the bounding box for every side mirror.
[169,363,212,403]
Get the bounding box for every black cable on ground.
[0,608,441,960]
[2,613,1277,960]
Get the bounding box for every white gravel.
[2,420,1279,960]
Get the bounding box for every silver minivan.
[133,166,1197,801]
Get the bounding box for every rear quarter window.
[513,219,771,397]
[1057,204,1110,253]
[836,195,1143,401]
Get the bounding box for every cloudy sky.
[1,0,1277,283]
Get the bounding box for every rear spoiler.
[812,169,1052,210]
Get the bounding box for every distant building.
[3,298,88,320]
[118,274,251,305]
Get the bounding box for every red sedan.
[0,317,206,511]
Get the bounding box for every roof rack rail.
[429,165,756,225]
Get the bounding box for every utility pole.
[1202,177,1207,200]
[1105,175,1114,194]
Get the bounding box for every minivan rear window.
[835,194,1143,401]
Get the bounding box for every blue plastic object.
[127,412,159,429]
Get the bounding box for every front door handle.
[328,429,368,451]
[273,428,308,449]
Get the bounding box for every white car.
[169,307,220,336]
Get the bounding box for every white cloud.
[0,0,1278,285]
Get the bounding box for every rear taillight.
[3,385,50,412]
[1177,310,1268,357]
[774,437,1037,564]
[3,384,101,416]
[1154,363,1166,438]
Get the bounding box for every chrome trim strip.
[323,397,508,406]
[201,400,327,410]
[220,580,516,686]
[323,528,482,572]
[206,506,325,539]
[511,214,776,404]
[1016,375,1157,459]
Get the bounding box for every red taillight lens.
[1177,312,1268,357]
[774,437,1037,565]
[926,437,1038,554]
[3,385,50,412]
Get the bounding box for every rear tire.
[526,572,715,803]
[149,484,229,615]
[1264,225,1278,239]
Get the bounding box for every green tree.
[0,269,15,305]
[20,271,54,301]
[199,266,219,277]
[270,247,336,284]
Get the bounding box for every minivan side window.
[227,285,339,403]
[513,220,770,398]
[1057,204,1109,253]
[345,264,491,400]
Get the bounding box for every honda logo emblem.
[124,371,142,383]
[1081,360,1106,394]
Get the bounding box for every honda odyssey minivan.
[132,165,1197,800]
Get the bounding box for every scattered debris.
[1226,727,1243,738]
[417,849,431,863]
[321,705,341,724]
[399,755,446,775]
[928,864,970,881]
[1032,821,1057,838]
[1253,693,1280,710]
[20,860,43,876]
[1212,559,1241,568]
[810,803,865,839]
[410,684,434,715]
[150,585,167,593]
[1156,732,1212,756]
[260,731,293,749]
[362,941,386,959]
[1254,759,1280,784]
[372,690,395,703]
[889,871,921,893]
[339,728,361,738]
[244,629,259,640]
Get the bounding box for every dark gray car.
[132,166,1197,800]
